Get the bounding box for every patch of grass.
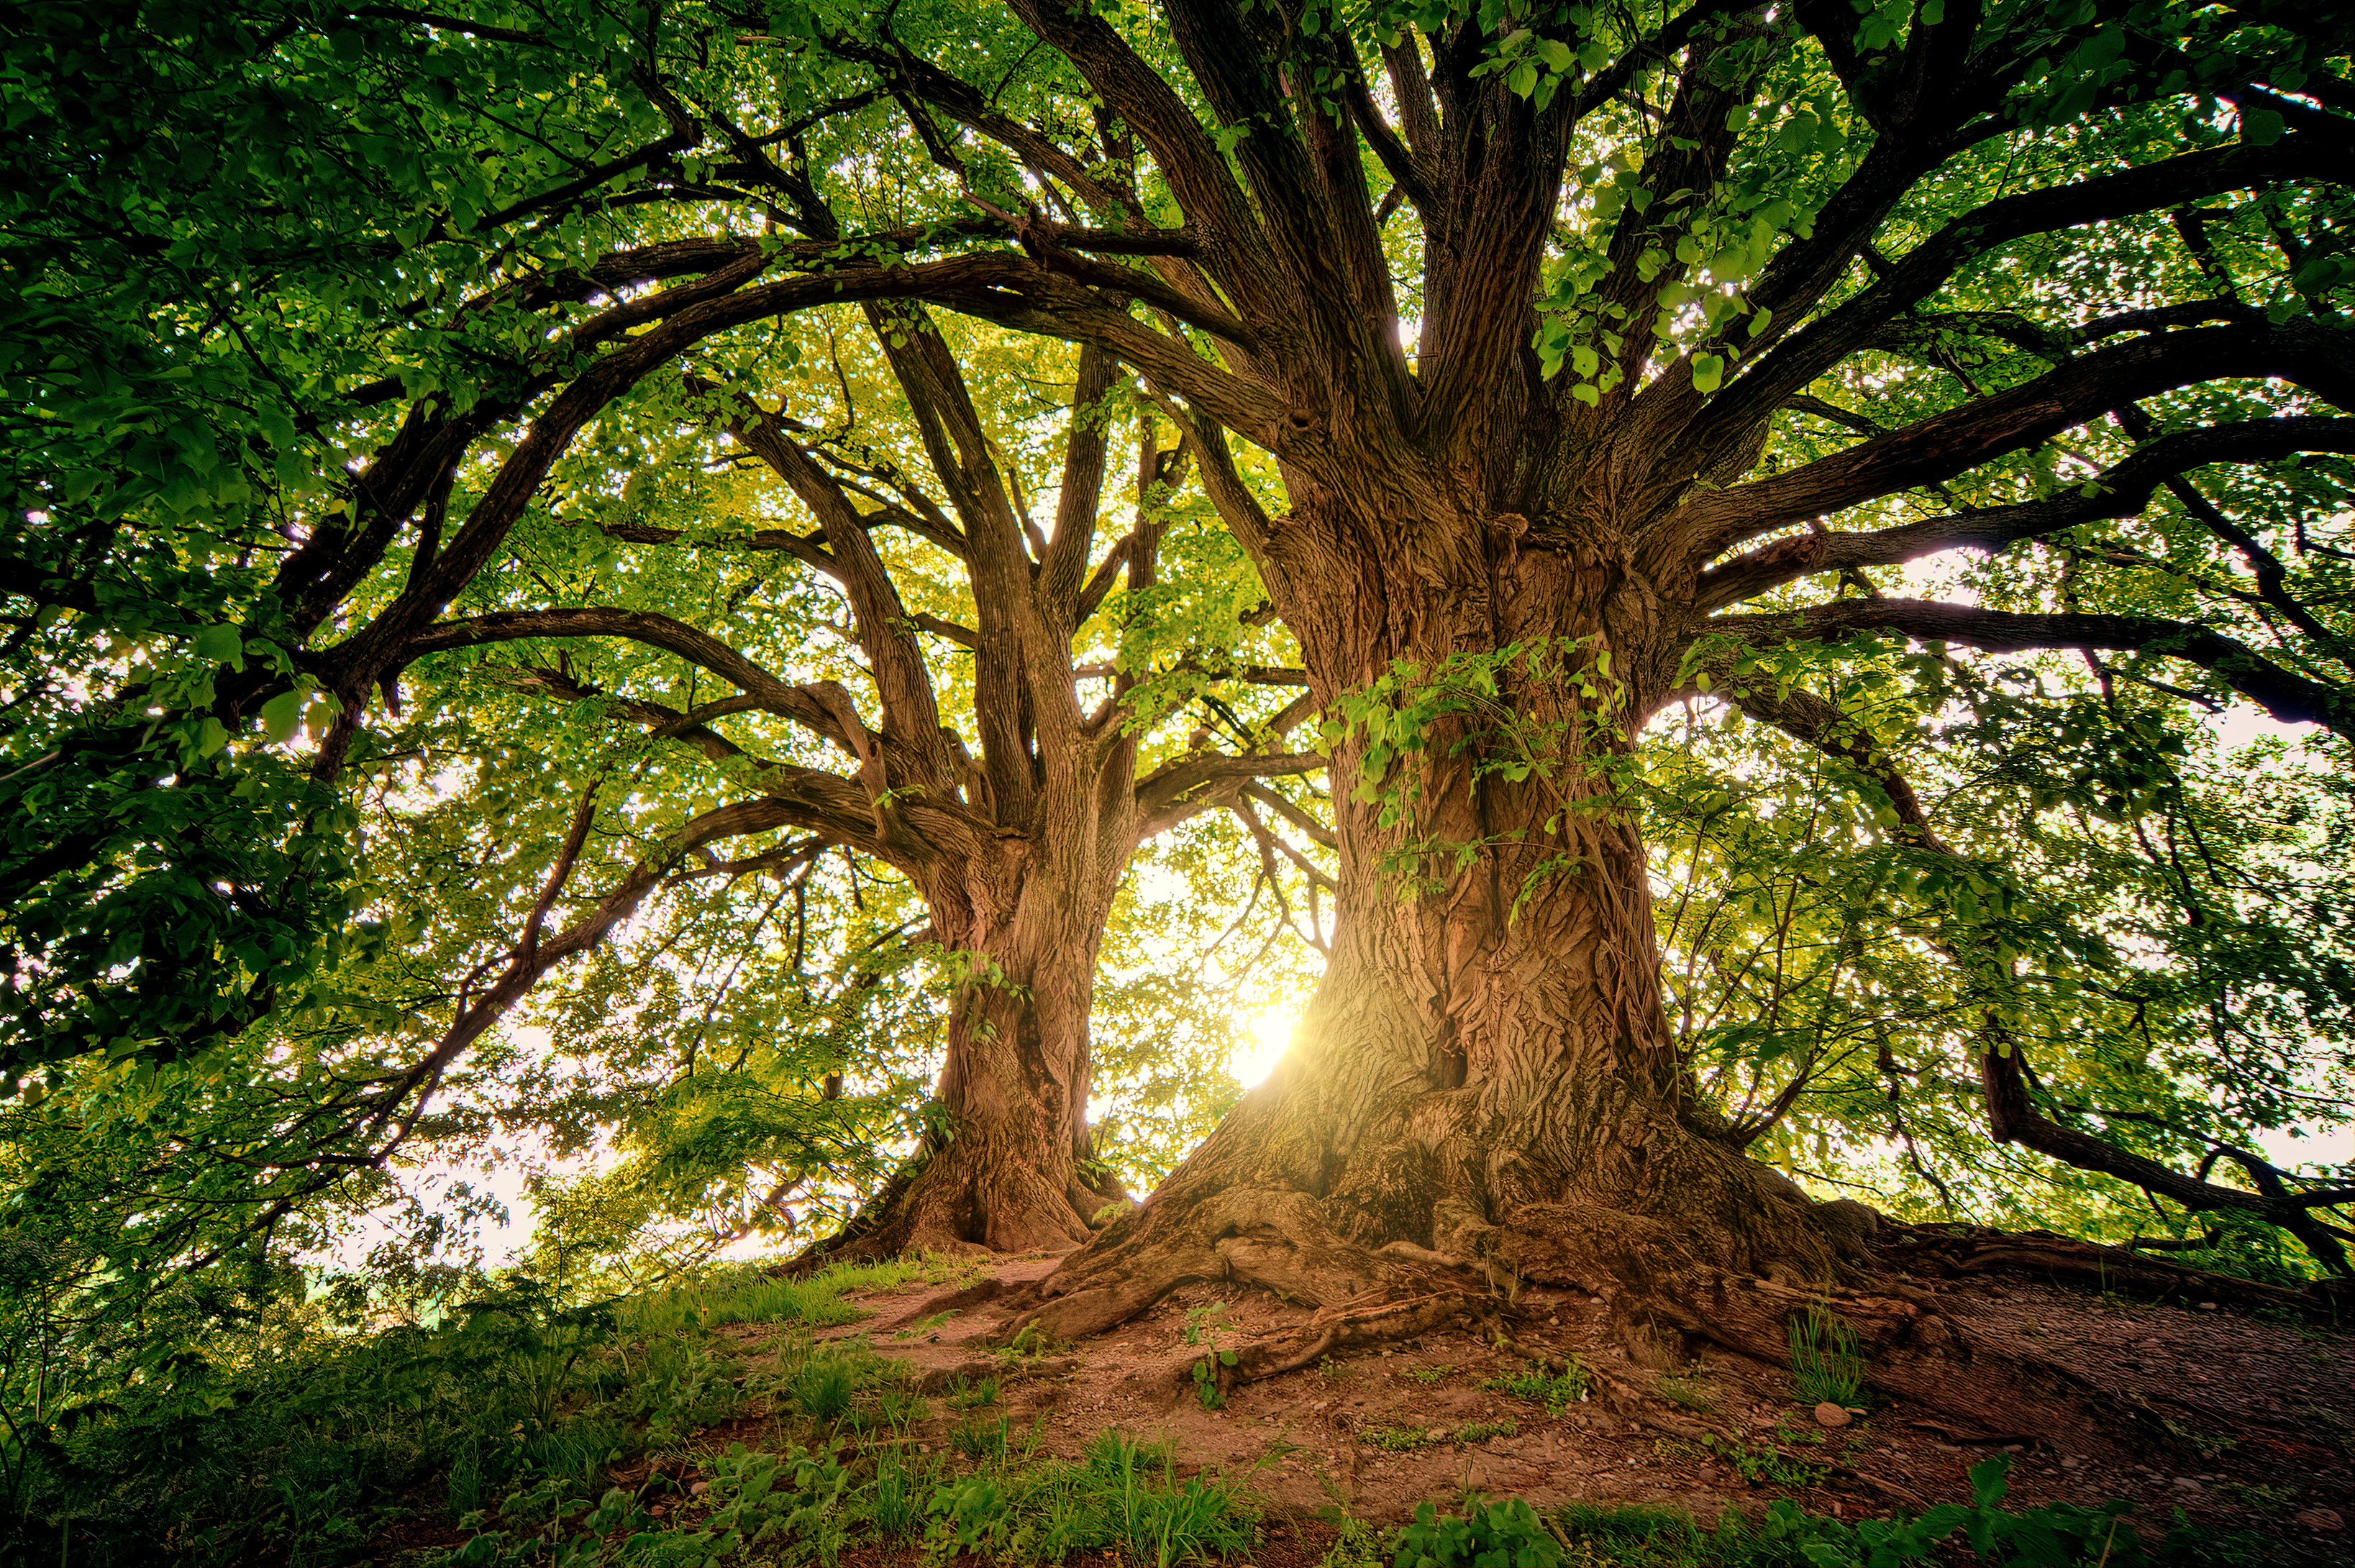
[1367,1422,1444,1451]
[2213,1479,2297,1513]
[916,1429,1257,1568]
[893,1309,955,1340]
[998,1318,1066,1363]
[1657,1365,1718,1413]
[1485,1355,1589,1413]
[1677,1433,1830,1491]
[945,1374,1001,1408]
[1787,1303,1868,1408]
[620,1255,953,1339]
[1453,1418,1519,1444]
[950,1410,1011,1462]
[791,1356,858,1423]
[1315,1354,1351,1383]
[1409,1362,1451,1384]
[1319,1511,1388,1567]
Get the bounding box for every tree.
[392,309,1323,1255]
[0,1,1318,1264]
[636,0,2355,1405]
[11,0,2355,1421]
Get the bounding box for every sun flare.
[1231,1006,1296,1088]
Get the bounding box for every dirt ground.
[720,1249,2355,1564]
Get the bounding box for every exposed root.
[1003,1173,2290,1459]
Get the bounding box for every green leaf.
[1690,354,1726,395]
[191,624,245,668]
[259,688,310,744]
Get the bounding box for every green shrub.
[1485,1357,1588,1413]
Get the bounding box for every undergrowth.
[1485,1354,1590,1412]
[1377,1457,2272,1568]
[0,1255,955,1567]
[5,1245,2279,1568]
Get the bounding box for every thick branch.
[1668,130,2346,495]
[402,607,857,751]
[1693,416,2355,610]
[1704,598,2355,737]
[1674,322,2355,560]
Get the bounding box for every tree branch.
[1703,598,2355,737]
[1692,416,2355,610]
[1672,322,2355,561]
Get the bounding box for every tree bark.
[829,826,1136,1259]
[1020,496,1850,1367]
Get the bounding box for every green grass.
[1367,1422,1444,1451]
[1787,1304,1867,1408]
[618,1255,953,1338]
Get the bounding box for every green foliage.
[1323,635,1631,903]
[1183,1300,1240,1409]
[1390,1495,1564,1568]
[1508,1459,2269,1566]
[0,1257,908,1565]
[915,1430,1257,1568]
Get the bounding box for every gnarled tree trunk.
[1022,489,1857,1375]
[836,821,1136,1259]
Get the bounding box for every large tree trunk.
[1021,498,1854,1369]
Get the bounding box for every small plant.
[1485,1356,1588,1412]
[1316,1354,1351,1383]
[1700,1431,1830,1490]
[1788,1303,1867,1408]
[873,1385,931,1432]
[1320,1511,1388,1568]
[1367,1423,1442,1451]
[2215,1479,2297,1513]
[949,1410,1010,1462]
[1453,1418,1519,1444]
[924,1473,1009,1559]
[998,1319,1063,1363]
[1410,1362,1451,1385]
[1183,1300,1239,1409]
[945,1374,1001,1409]
[1181,1300,1234,1346]
[791,1356,858,1423]
[1389,1494,1564,1568]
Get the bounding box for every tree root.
[999,1183,2285,1458]
[1879,1223,2337,1315]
